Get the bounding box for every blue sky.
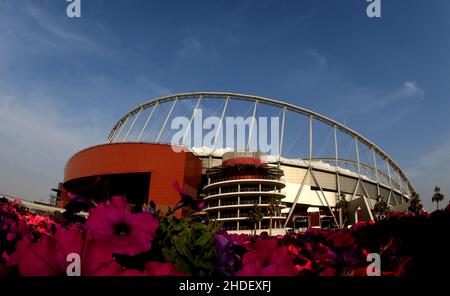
[0,0,449,211]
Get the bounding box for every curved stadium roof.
[107,92,414,196]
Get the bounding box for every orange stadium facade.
[60,143,202,213]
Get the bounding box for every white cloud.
[0,2,112,63]
[379,81,424,108]
[335,81,424,122]
[176,34,203,58]
[403,81,425,96]
[307,49,327,68]
[183,37,202,51]
[134,77,173,98]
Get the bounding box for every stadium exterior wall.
[62,143,202,211]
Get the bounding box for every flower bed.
[1,192,450,276]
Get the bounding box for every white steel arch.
[107,92,414,196]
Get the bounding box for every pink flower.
[145,261,186,276]
[2,251,10,263]
[236,238,297,276]
[5,220,25,241]
[6,234,33,267]
[287,244,301,256]
[173,181,188,195]
[419,211,430,218]
[319,266,336,276]
[348,267,369,276]
[85,196,159,256]
[350,222,368,232]
[327,231,355,249]
[8,200,20,209]
[382,256,411,276]
[295,257,313,273]
[13,234,73,275]
[8,226,118,276]
[302,241,336,267]
[171,181,205,212]
[20,212,54,235]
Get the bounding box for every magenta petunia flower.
[85,196,159,256]
[319,266,337,276]
[13,233,75,275]
[294,256,313,274]
[171,181,205,212]
[5,220,25,241]
[236,238,297,276]
[327,231,355,250]
[145,261,187,276]
[8,226,119,276]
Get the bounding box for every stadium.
[62,92,414,233]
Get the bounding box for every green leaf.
[205,247,216,259]
[184,225,192,244]
[161,248,172,262]
[192,221,206,230]
[174,236,192,260]
[195,232,212,247]
[174,257,192,275]
[198,260,213,270]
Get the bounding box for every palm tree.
[335,193,348,228]
[248,204,263,235]
[373,196,389,221]
[408,191,423,215]
[432,186,445,211]
[267,197,281,236]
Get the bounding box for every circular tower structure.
[202,151,286,231]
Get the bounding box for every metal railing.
[215,213,286,219]
[211,175,279,183]
[208,188,286,196]
[206,200,270,208]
